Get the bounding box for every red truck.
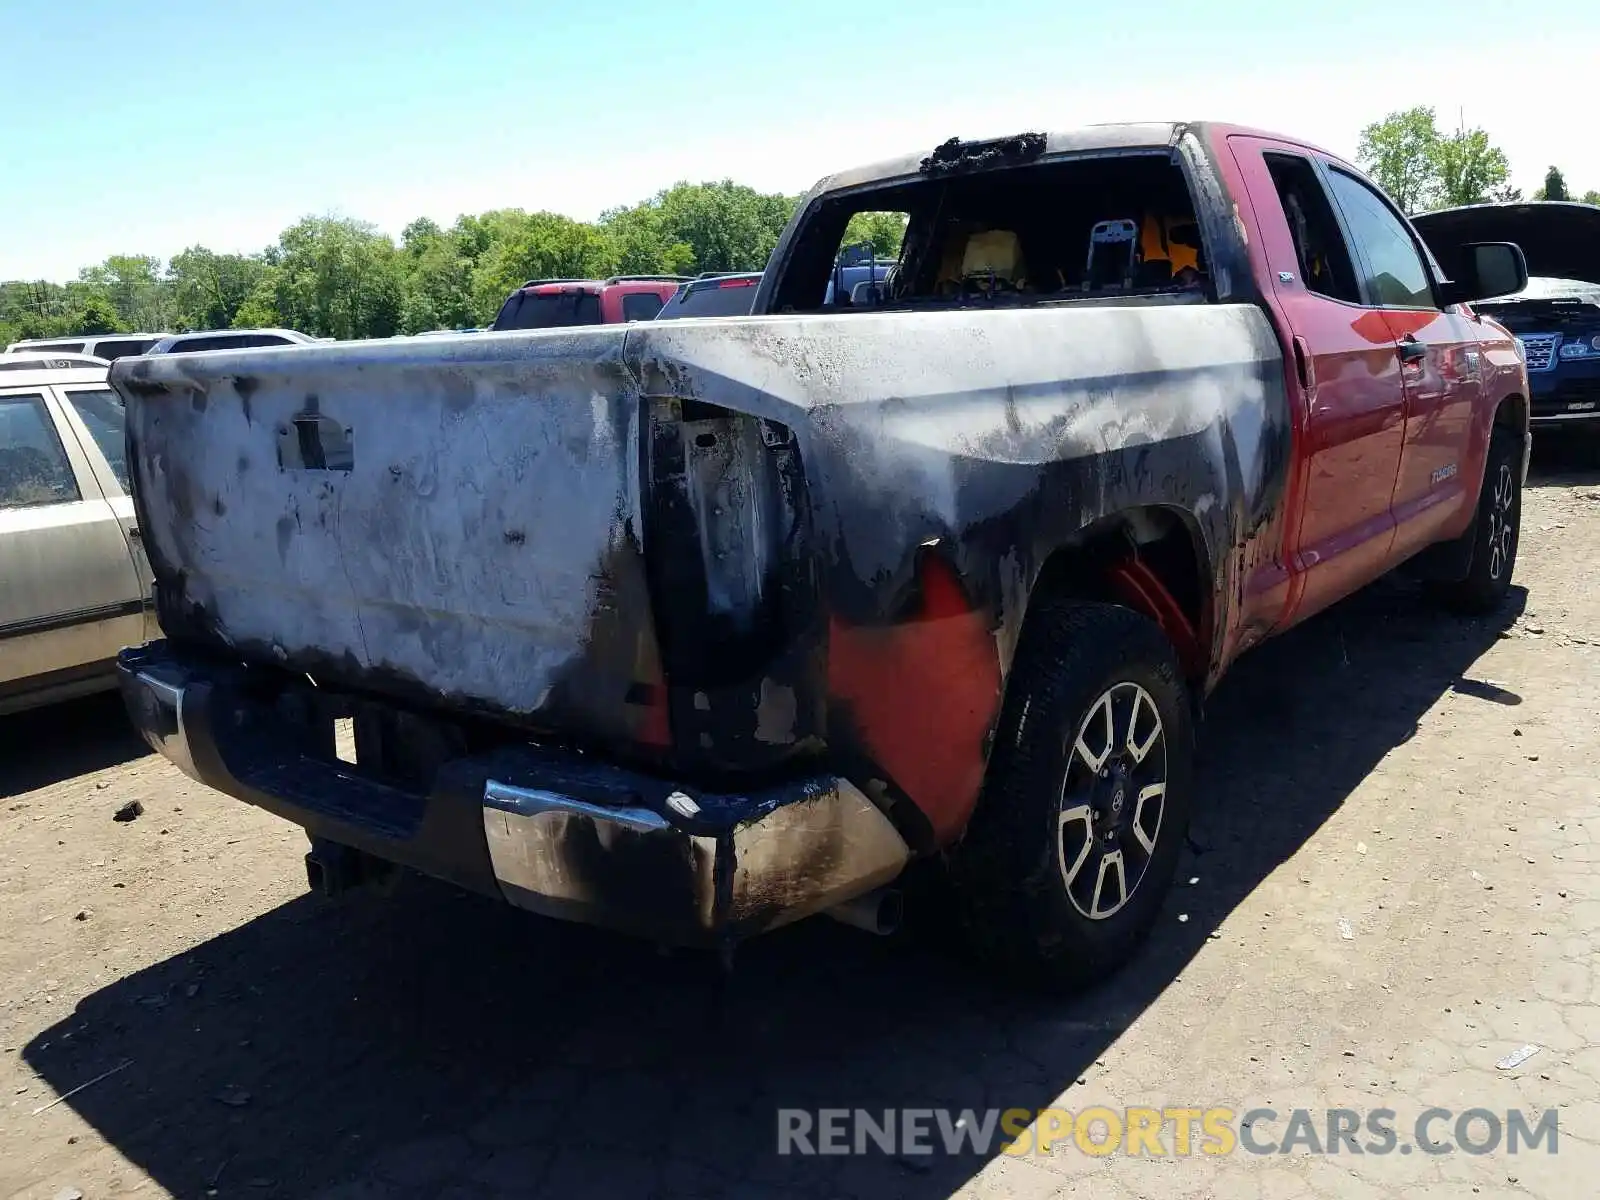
[112,122,1530,990]
[489,275,689,330]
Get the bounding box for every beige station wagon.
[0,354,155,714]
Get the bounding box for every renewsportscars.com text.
[776,1106,1560,1158]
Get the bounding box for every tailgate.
[113,330,679,756]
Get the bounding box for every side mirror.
[1439,241,1529,306]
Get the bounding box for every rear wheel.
[1426,426,1521,614]
[951,599,1193,992]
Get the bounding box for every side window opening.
[1263,153,1362,305]
[621,292,665,322]
[64,388,129,492]
[0,394,80,508]
[774,154,1210,314]
[1323,168,1436,310]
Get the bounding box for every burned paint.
[112,293,1288,847]
[110,121,1292,856]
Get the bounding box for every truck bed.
[112,304,1285,785]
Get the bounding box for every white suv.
[4,334,164,361]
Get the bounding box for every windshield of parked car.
[493,289,602,330]
[655,278,761,320]
[771,152,1209,314]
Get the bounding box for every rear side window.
[1263,154,1361,305]
[62,388,129,492]
[493,290,602,330]
[17,341,84,355]
[658,279,761,320]
[0,394,80,508]
[167,333,294,353]
[89,339,156,361]
[1324,169,1436,309]
[621,292,665,322]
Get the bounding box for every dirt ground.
[3,441,1599,1200]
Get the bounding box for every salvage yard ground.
[3,443,1599,1200]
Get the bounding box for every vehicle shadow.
[1527,431,1600,488]
[0,692,148,799]
[22,578,1525,1200]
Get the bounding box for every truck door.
[1319,167,1482,558]
[1227,139,1408,626]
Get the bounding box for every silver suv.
[0,354,155,714]
[145,328,316,354]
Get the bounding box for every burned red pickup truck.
[112,122,1530,989]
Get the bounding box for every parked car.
[145,328,317,355]
[1414,202,1600,435]
[823,244,899,304]
[4,334,164,361]
[0,354,153,715]
[489,276,688,331]
[654,272,762,320]
[110,120,1530,990]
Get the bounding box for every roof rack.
[518,278,591,289]
[602,274,691,285]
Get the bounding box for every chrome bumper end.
[482,774,912,946]
[117,653,202,782]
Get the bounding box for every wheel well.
[1026,507,1209,680]
[1494,393,1527,431]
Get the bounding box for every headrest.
[961,230,1024,279]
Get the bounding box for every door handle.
[1292,335,1316,391]
[1397,335,1427,363]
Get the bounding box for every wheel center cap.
[1111,787,1126,814]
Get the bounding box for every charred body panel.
[113,303,1287,847]
[627,303,1289,839]
[115,331,676,761]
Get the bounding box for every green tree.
[252,216,404,339]
[598,203,695,277]
[397,218,477,333]
[1536,167,1569,201]
[1582,189,1600,207]
[600,182,797,278]
[1434,126,1513,207]
[1358,108,1519,213]
[0,280,78,340]
[78,254,175,331]
[168,247,268,331]
[842,210,907,257]
[73,295,122,335]
[467,211,617,320]
[1357,107,1442,213]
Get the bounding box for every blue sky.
[3,0,1597,281]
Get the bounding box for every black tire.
[1426,426,1521,614]
[950,599,1193,992]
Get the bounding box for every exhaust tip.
[826,887,904,937]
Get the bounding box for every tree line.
[0,181,821,347]
[6,112,1597,347]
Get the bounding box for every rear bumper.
[117,642,910,946]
